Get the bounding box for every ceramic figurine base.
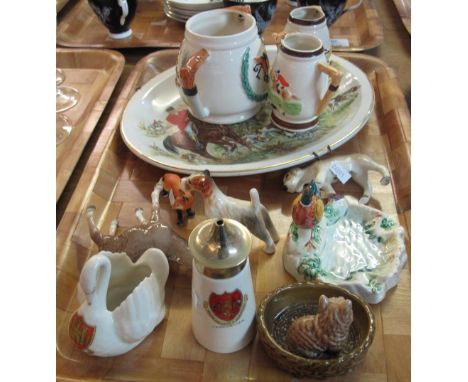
[283,196,407,304]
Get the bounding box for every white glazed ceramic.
[284,6,331,59]
[283,153,391,204]
[168,0,223,11]
[283,196,407,304]
[269,33,341,132]
[176,8,269,124]
[120,45,373,176]
[192,259,256,353]
[69,249,169,357]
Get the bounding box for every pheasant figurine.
[291,181,325,249]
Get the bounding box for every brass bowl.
[257,281,375,378]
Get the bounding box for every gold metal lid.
[188,218,252,270]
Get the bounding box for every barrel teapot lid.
[188,218,252,269]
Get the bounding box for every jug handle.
[118,0,129,26]
[272,32,287,49]
[316,62,342,115]
[343,0,363,14]
[179,49,210,119]
[226,4,252,14]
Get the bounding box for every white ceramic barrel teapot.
[176,8,270,124]
[189,218,256,353]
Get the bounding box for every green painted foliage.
[298,256,327,280]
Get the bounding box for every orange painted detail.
[189,175,213,198]
[163,173,194,211]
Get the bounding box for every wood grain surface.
[57,0,383,51]
[391,0,411,34]
[56,0,70,13]
[56,49,124,202]
[56,50,411,381]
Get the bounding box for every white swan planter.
[69,248,169,357]
[283,194,407,304]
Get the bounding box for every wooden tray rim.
[391,0,411,34]
[56,48,125,202]
[56,0,383,52]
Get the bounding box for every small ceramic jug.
[269,33,342,132]
[176,8,269,124]
[189,218,256,353]
[223,0,278,34]
[88,0,137,39]
[296,0,363,26]
[284,6,331,59]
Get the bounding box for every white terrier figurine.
[283,154,391,204]
[181,170,279,254]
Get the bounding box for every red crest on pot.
[208,289,243,322]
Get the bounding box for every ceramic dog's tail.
[249,188,280,253]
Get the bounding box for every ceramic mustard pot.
[69,248,169,357]
[176,8,269,124]
[189,218,256,353]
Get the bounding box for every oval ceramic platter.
[121,46,374,176]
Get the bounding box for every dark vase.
[296,0,362,26]
[88,0,138,38]
[223,0,278,34]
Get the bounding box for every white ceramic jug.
[69,248,169,357]
[269,32,342,132]
[176,8,269,124]
[284,6,332,59]
[189,218,256,353]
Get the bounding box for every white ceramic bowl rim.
[290,5,326,23]
[282,33,323,54]
[185,9,257,48]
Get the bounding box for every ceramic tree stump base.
[283,196,407,304]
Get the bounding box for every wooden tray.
[56,50,410,381]
[57,0,383,51]
[56,48,124,202]
[392,0,411,34]
[56,0,70,13]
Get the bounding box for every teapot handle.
[316,62,342,115]
[178,49,210,119]
[118,0,129,26]
[343,0,363,14]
